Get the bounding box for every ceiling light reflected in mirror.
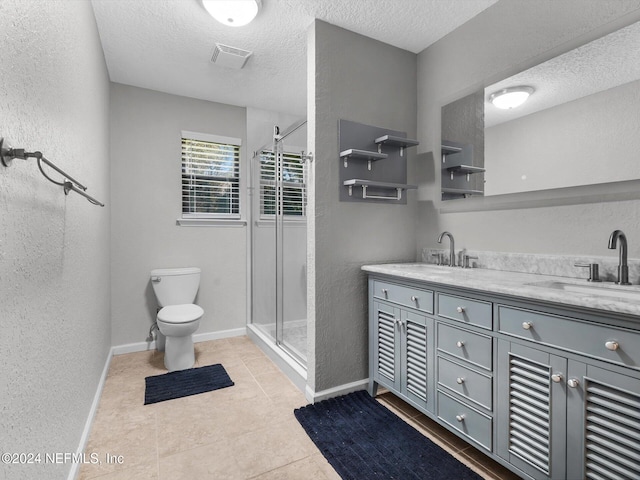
[488,86,534,109]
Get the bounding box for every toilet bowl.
[150,268,204,371]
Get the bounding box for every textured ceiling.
[90,0,498,115]
[485,20,640,127]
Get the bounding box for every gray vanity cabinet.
[566,363,640,479]
[369,279,435,413]
[497,305,640,480]
[496,340,569,479]
[497,340,640,480]
[367,272,640,480]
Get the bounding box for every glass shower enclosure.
[250,120,308,366]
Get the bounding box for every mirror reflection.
[441,20,640,201]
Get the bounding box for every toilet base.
[163,334,195,371]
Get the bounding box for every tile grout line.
[155,409,160,480]
[242,356,272,399]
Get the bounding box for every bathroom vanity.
[363,263,640,480]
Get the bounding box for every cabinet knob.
[456,377,465,385]
[456,340,465,348]
[567,378,580,388]
[456,306,465,313]
[551,373,563,383]
[411,295,418,302]
[455,414,466,422]
[522,321,533,330]
[381,288,388,298]
[605,340,619,351]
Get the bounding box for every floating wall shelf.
[446,164,486,181]
[440,140,484,200]
[339,119,419,204]
[344,179,417,201]
[339,148,388,170]
[441,144,463,163]
[441,187,483,197]
[374,135,419,157]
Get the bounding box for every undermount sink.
[528,280,640,301]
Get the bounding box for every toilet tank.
[150,267,201,307]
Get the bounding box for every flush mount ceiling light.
[202,0,262,27]
[489,86,534,109]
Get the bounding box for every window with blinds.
[259,150,306,217]
[181,132,241,218]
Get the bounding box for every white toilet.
[150,267,204,371]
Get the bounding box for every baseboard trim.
[111,327,247,356]
[305,378,369,404]
[67,346,114,480]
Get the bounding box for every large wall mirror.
[440,18,640,210]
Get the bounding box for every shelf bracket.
[342,154,372,170]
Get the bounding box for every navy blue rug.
[144,363,234,405]
[294,391,482,480]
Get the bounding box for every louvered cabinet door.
[567,363,640,480]
[400,310,434,412]
[372,301,401,392]
[497,340,567,480]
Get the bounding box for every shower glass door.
[251,120,307,366]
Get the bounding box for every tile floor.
[78,336,521,480]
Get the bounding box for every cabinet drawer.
[437,293,492,330]
[498,305,640,368]
[373,280,434,314]
[437,356,492,410]
[438,391,492,451]
[437,323,493,371]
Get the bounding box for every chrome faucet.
[608,229,631,285]
[437,231,455,267]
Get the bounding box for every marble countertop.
[362,263,640,318]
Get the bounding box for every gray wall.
[0,1,111,479]
[417,0,640,258]
[307,21,418,393]
[110,84,247,346]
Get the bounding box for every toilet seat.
[157,304,204,324]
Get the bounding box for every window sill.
[176,218,247,227]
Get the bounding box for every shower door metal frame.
[274,119,307,366]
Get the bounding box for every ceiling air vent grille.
[211,43,253,69]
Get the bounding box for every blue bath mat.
[294,391,482,480]
[144,363,234,405]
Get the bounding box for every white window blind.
[259,151,306,217]
[181,133,241,218]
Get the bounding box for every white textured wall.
[109,84,247,346]
[308,21,418,393]
[0,1,111,479]
[417,0,640,258]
